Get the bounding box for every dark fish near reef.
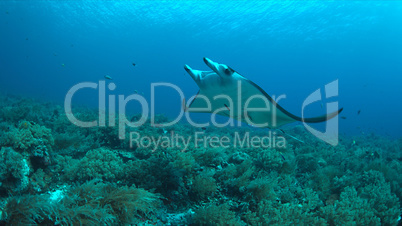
[341,116,347,120]
[357,110,361,115]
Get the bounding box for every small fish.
[134,90,138,94]
[320,103,323,109]
[61,63,65,67]
[132,63,136,67]
[201,127,207,131]
[104,75,112,80]
[341,116,347,120]
[357,110,361,115]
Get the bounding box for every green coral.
[218,159,255,192]
[29,168,50,193]
[330,170,400,225]
[360,171,401,225]
[0,105,30,123]
[192,171,217,198]
[172,149,197,174]
[244,199,327,225]
[245,174,277,201]
[0,147,30,193]
[192,203,242,226]
[253,148,286,173]
[125,156,184,196]
[320,186,381,225]
[64,148,124,181]
[194,146,226,167]
[321,177,400,226]
[3,121,54,156]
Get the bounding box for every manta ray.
[183,57,343,129]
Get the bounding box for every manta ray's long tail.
[297,108,344,123]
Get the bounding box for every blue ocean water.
[1,1,402,137]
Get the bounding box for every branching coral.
[2,194,52,225]
[99,183,162,223]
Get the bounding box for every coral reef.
[3,121,54,157]
[62,148,125,182]
[192,203,242,226]
[1,180,161,225]
[0,147,30,193]
[0,93,401,225]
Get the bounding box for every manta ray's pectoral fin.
[184,65,201,85]
[184,90,215,113]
